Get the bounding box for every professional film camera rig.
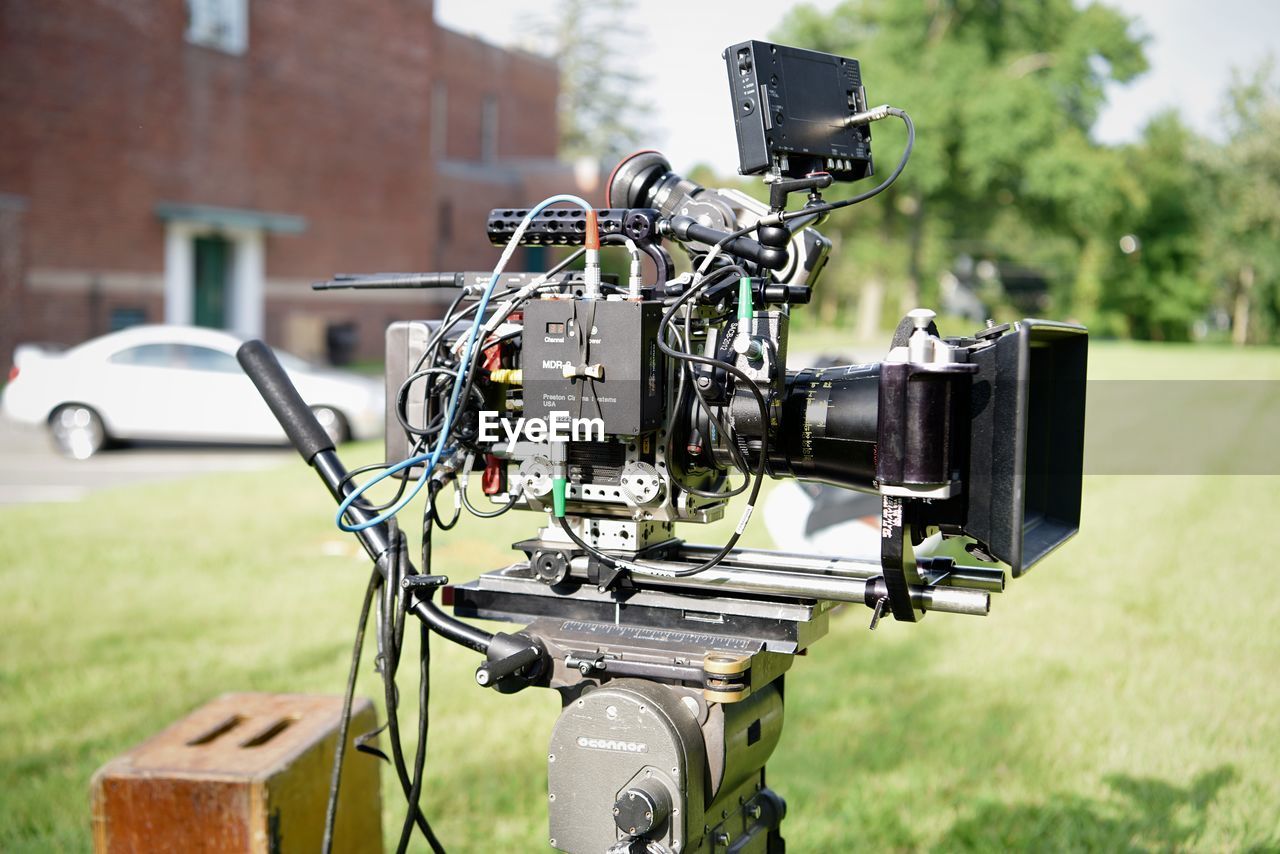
[238,41,1087,854]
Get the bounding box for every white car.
[2,325,383,458]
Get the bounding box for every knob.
[613,780,671,837]
[907,308,936,331]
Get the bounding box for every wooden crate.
[91,692,383,853]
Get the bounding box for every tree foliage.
[774,0,1147,318]
[1199,61,1280,343]
[764,2,1280,344]
[518,0,650,163]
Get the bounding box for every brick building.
[0,0,596,364]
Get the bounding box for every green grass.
[2,341,1279,851]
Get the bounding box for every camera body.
[385,284,1086,572]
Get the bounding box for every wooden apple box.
[91,692,383,853]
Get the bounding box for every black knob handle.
[236,339,334,464]
[475,632,544,687]
[667,216,789,271]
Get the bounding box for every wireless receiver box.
[521,298,665,437]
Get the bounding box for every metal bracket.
[879,495,923,622]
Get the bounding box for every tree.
[517,0,650,163]
[1201,59,1280,345]
[1095,112,1206,341]
[772,0,1148,322]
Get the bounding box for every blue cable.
[335,193,593,532]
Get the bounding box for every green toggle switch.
[737,275,754,322]
[552,477,567,518]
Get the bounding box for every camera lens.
[607,151,709,217]
[773,364,881,491]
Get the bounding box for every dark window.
[109,308,147,331]
[170,344,240,372]
[108,343,239,372]
[109,344,174,367]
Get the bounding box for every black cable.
[400,268,580,461]
[413,247,585,378]
[777,109,914,223]
[662,267,753,500]
[396,368,461,437]
[665,367,743,501]
[682,268,752,476]
[395,620,432,854]
[656,110,912,269]
[427,478,461,530]
[337,438,429,513]
[459,479,520,518]
[321,566,381,854]
[379,533,446,854]
[402,249,588,458]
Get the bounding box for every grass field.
[2,340,1279,851]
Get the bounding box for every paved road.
[0,417,293,506]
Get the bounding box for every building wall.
[435,28,560,164]
[0,0,578,365]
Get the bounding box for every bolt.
[695,375,712,389]
[613,806,620,816]
[548,753,556,762]
[549,793,556,801]
[985,317,996,328]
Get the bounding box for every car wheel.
[49,404,109,459]
[311,406,351,445]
